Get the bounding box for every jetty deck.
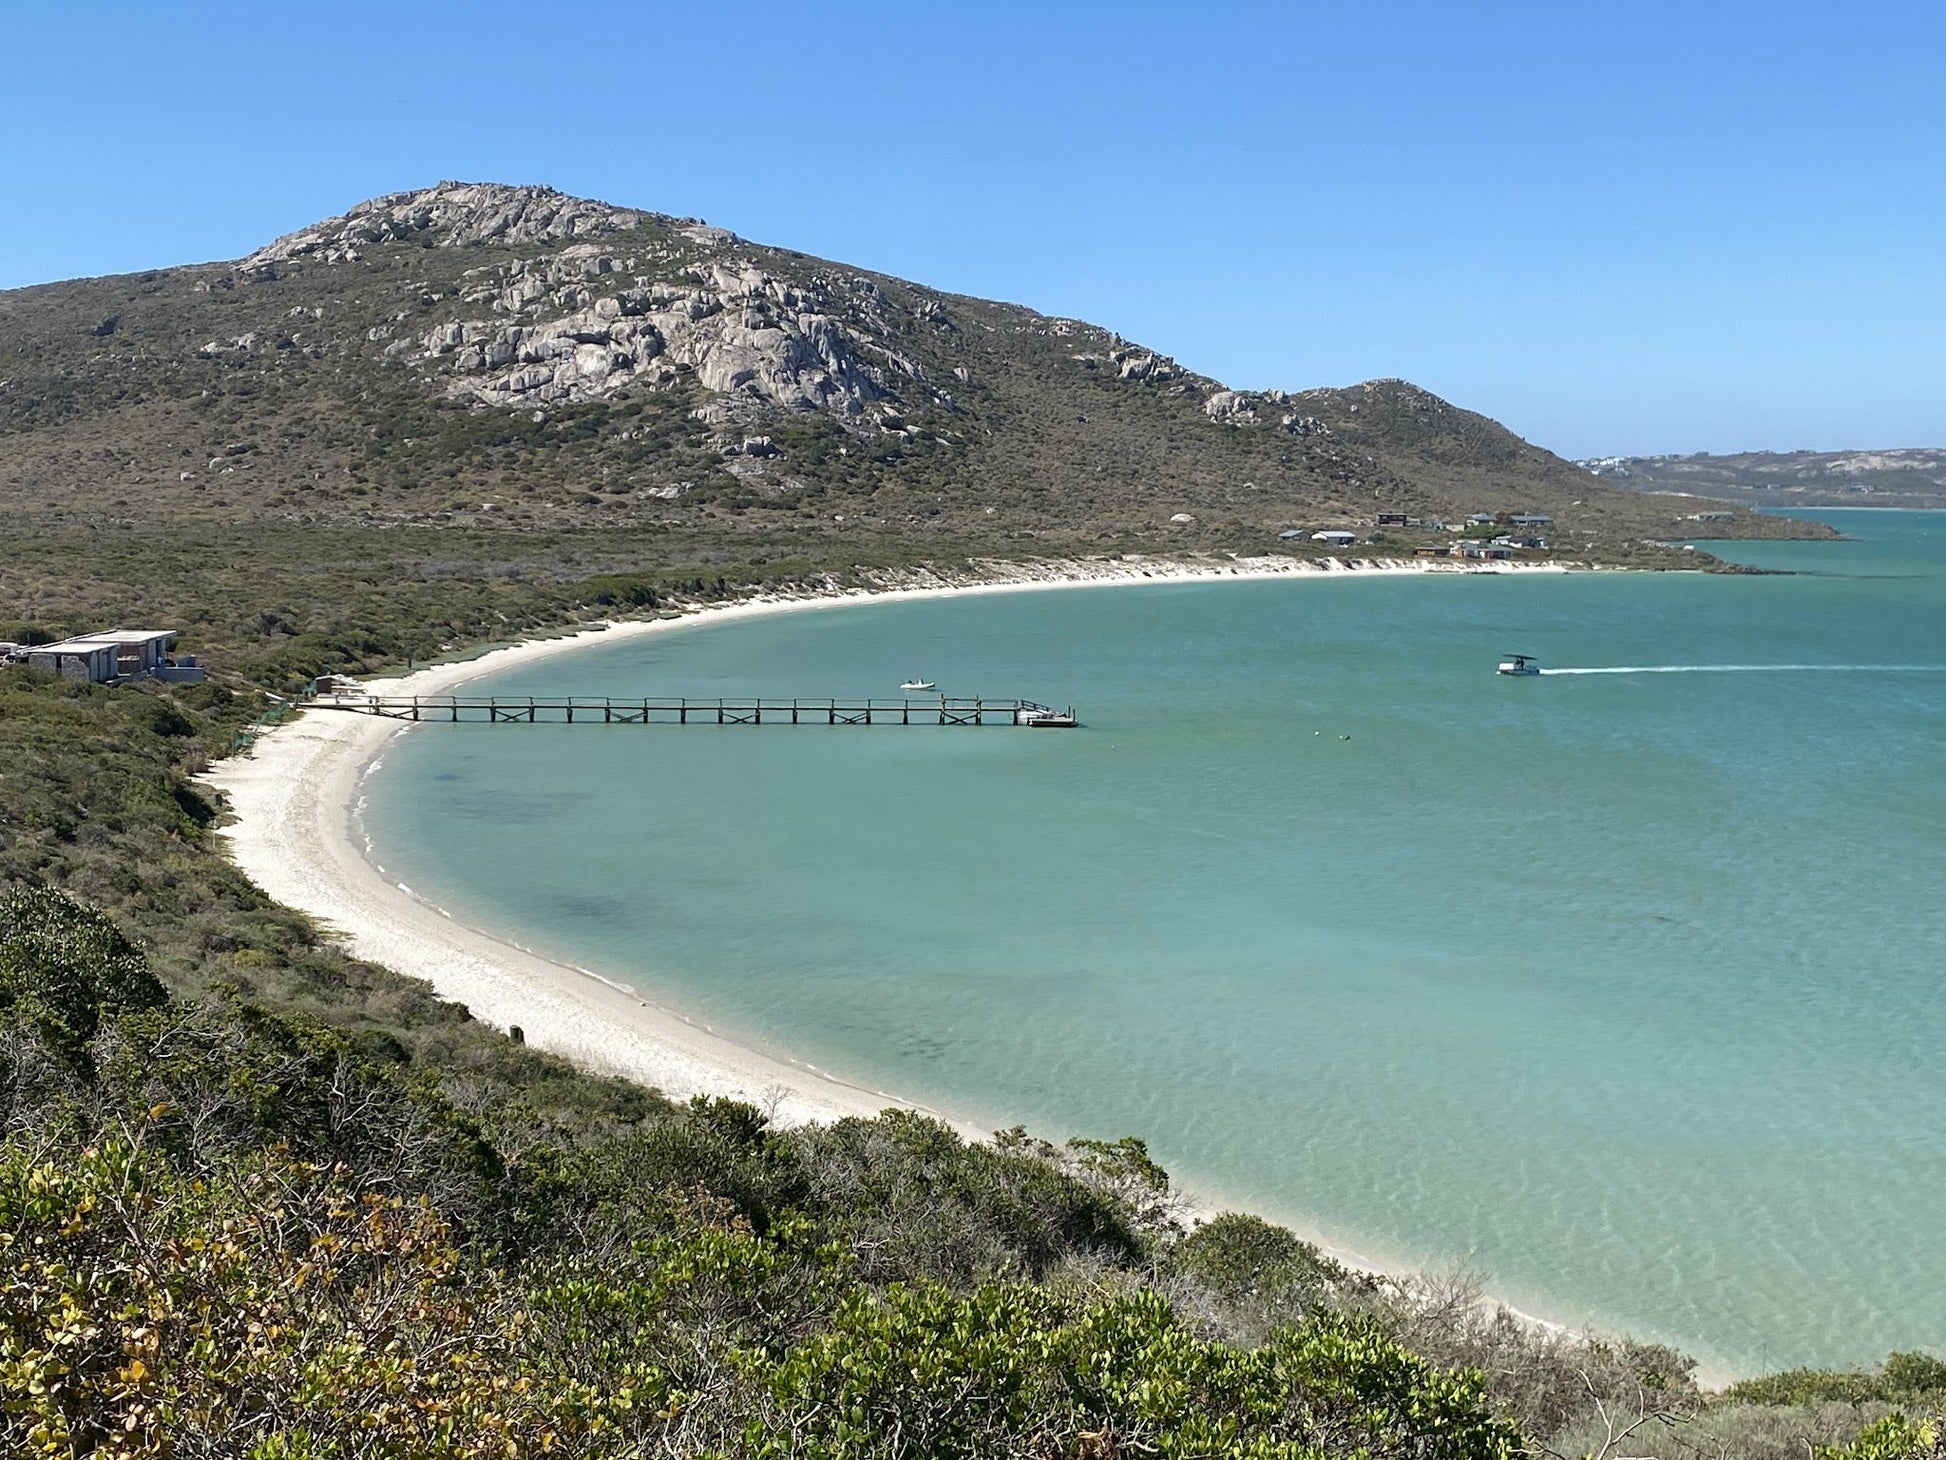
[311,693,1076,727]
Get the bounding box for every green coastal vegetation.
[3,182,1939,1456]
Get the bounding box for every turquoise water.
[367,511,1946,1373]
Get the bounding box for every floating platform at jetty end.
[310,692,1079,728]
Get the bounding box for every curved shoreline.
[203,553,1679,1367]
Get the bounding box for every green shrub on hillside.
[1731,1354,1946,1409]
[0,884,165,1065]
[1172,1212,1360,1305]
[761,1283,1515,1459]
[1821,1414,1945,1460]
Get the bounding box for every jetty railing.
[310,693,1073,727]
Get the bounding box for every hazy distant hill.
[0,180,1811,549]
[1580,448,1946,510]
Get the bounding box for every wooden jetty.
[311,693,1078,728]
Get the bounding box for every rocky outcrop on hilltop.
[410,253,920,414]
[1069,343,1188,384]
[1203,388,1329,437]
[243,181,673,270]
[216,182,1247,430]
[235,183,946,419]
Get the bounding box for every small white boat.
[1018,706,1079,728]
[1497,653,1541,676]
[900,679,936,692]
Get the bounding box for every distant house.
[1682,511,1734,522]
[1277,529,1306,540]
[1311,530,1358,546]
[1459,544,1513,560]
[27,638,121,683]
[1375,512,1409,527]
[1414,546,1452,557]
[97,629,178,678]
[1465,513,1498,526]
[1509,514,1552,527]
[25,629,202,685]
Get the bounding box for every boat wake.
[1538,664,1946,676]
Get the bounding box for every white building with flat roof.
[27,638,123,682]
[24,629,200,684]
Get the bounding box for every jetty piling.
[310,693,1077,728]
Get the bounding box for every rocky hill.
[1,180,1814,553]
[1581,448,1946,510]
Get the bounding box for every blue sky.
[1,1,1939,457]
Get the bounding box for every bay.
[366,510,1946,1372]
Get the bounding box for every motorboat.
[900,679,936,692]
[1018,706,1079,728]
[1497,653,1541,676]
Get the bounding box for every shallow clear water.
[367,511,1946,1372]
